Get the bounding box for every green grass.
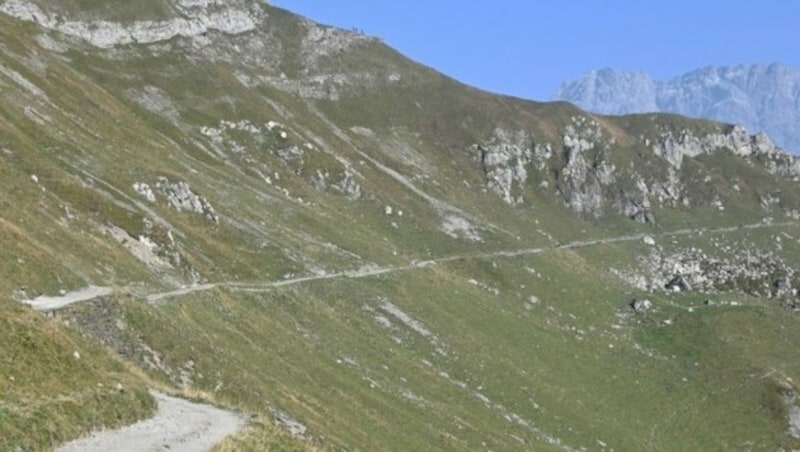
[2,4,800,451]
[213,417,313,452]
[57,248,798,450]
[632,304,800,450]
[0,297,155,451]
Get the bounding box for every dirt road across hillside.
[57,391,245,452]
[22,285,112,310]
[146,220,796,302]
[25,220,797,308]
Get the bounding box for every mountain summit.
[554,63,800,153]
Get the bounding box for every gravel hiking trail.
[57,391,245,452]
[26,220,797,308]
[22,285,112,310]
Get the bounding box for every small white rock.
[73,351,81,360]
[30,174,39,183]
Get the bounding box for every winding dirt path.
[146,220,794,302]
[32,220,793,450]
[28,220,796,309]
[57,391,245,452]
[22,285,112,310]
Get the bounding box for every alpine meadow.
[2,1,800,450]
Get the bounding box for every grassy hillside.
[60,224,800,450]
[2,1,800,450]
[0,297,154,450]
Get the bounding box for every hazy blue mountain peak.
[555,62,800,152]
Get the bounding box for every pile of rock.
[155,177,219,223]
[629,298,653,314]
[615,246,798,300]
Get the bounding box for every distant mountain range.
[554,63,800,153]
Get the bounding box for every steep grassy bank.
[0,298,154,451]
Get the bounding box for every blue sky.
[271,1,800,101]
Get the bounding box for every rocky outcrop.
[665,276,691,293]
[133,179,218,223]
[650,124,800,184]
[474,129,553,205]
[762,149,800,181]
[768,376,800,441]
[557,117,616,218]
[0,0,265,48]
[310,169,362,200]
[613,246,797,300]
[155,177,219,223]
[475,118,620,217]
[473,115,800,225]
[133,182,157,203]
[475,130,532,205]
[652,125,781,168]
[619,197,655,224]
[472,117,662,220]
[629,298,653,314]
[333,171,362,200]
[646,167,684,207]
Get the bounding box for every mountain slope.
[2,1,800,450]
[0,296,155,451]
[554,63,800,153]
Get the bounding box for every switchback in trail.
[57,391,245,452]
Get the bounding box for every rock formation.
[0,0,265,48]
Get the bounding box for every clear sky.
[271,1,800,101]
